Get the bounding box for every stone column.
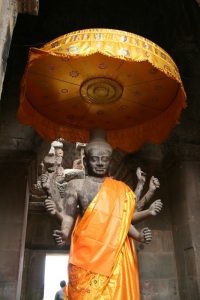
[0,0,39,101]
[21,249,46,300]
[0,159,30,299]
[0,0,18,101]
[165,144,200,299]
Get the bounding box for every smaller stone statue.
[31,139,84,218]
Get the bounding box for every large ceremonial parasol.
[18,28,186,151]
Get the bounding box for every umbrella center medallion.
[80,77,123,104]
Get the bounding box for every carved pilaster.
[0,0,18,101]
[28,140,84,213]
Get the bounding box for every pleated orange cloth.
[64,286,68,300]
[68,177,140,299]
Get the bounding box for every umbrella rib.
[28,71,81,86]
[124,77,169,87]
[162,84,180,111]
[29,95,80,108]
[27,94,91,127]
[122,96,163,112]
[111,61,125,79]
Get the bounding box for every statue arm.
[136,190,154,211]
[132,199,163,224]
[44,197,63,222]
[128,225,152,243]
[134,167,146,202]
[53,183,78,247]
[136,176,160,211]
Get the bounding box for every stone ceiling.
[1,0,200,160]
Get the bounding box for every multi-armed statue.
[19,26,186,300]
[34,129,162,299]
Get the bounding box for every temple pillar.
[136,153,179,300]
[0,0,39,101]
[0,157,32,299]
[165,144,200,299]
[0,0,18,101]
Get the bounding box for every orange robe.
[64,286,68,300]
[68,177,140,299]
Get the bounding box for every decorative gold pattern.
[18,28,187,152]
[80,78,123,104]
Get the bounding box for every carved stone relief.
[30,139,161,216]
[30,140,85,213]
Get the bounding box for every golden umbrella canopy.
[18,28,186,151]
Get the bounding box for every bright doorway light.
[43,253,69,300]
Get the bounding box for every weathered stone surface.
[0,282,17,300]
[195,247,200,278]
[0,223,22,250]
[0,163,29,299]
[167,161,200,298]
[138,253,177,279]
[0,0,18,101]
[22,250,45,300]
[0,250,19,280]
[26,213,66,249]
[138,230,174,253]
[140,278,179,300]
[178,276,199,300]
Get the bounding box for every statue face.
[44,142,64,172]
[86,146,112,177]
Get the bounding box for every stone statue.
[31,139,84,217]
[135,167,160,212]
[44,129,162,299]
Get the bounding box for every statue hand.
[41,174,50,192]
[41,173,49,184]
[140,227,152,244]
[52,229,67,247]
[136,167,146,183]
[149,199,163,216]
[149,176,160,192]
[44,198,57,215]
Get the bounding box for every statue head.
[43,139,64,173]
[84,129,112,177]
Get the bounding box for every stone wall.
[0,0,18,101]
[166,149,200,299]
[0,2,40,299]
[134,157,179,300]
[0,161,29,300]
[0,0,39,102]
[21,249,46,300]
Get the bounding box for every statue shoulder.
[108,176,130,187]
[109,177,135,194]
[66,178,85,191]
